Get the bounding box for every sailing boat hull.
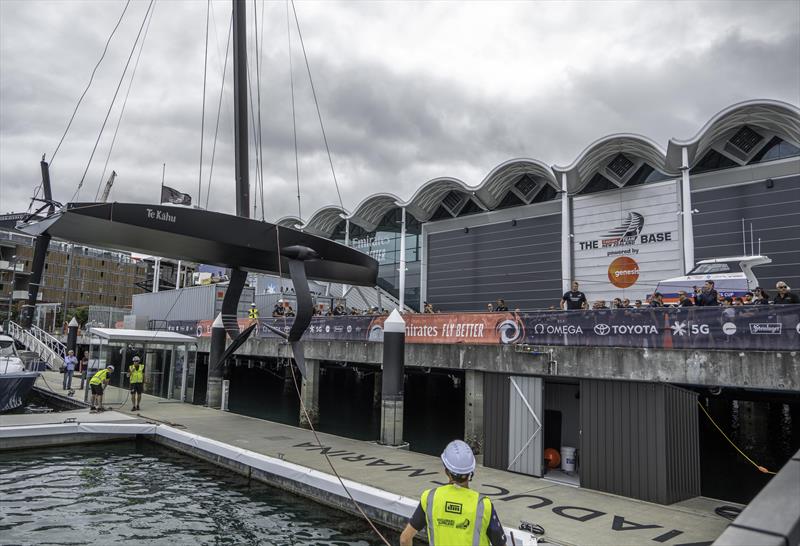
[17,202,378,286]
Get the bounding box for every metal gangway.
[6,321,66,370]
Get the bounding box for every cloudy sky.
[1,0,798,220]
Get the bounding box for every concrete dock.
[0,373,738,546]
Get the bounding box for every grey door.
[508,376,543,477]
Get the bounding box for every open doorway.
[543,379,580,486]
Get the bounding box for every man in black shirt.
[773,282,800,304]
[495,299,509,312]
[561,281,589,310]
[695,281,719,306]
[561,281,587,310]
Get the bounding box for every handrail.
[6,321,66,370]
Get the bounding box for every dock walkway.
[7,373,736,546]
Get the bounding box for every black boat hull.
[18,203,378,286]
[0,372,39,413]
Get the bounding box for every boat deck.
[3,373,737,546]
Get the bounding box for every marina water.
[0,442,388,545]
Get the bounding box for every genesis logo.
[602,212,645,240]
[593,324,611,336]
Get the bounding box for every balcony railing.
[157,305,800,352]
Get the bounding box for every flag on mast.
[161,186,192,206]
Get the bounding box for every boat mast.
[232,0,249,218]
[208,0,251,409]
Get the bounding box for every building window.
[579,172,618,195]
[748,136,800,164]
[691,149,738,174]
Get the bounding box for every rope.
[198,0,211,206]
[289,0,345,211]
[51,0,131,167]
[71,0,155,203]
[698,401,775,475]
[205,12,233,210]
[271,227,390,545]
[93,0,157,202]
[286,0,301,221]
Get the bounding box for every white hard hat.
[107,365,115,371]
[133,356,141,362]
[251,302,256,306]
[441,440,475,475]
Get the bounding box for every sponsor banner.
[161,305,800,351]
[572,182,683,303]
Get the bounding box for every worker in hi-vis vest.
[248,302,259,320]
[400,439,507,546]
[128,356,144,412]
[89,365,114,412]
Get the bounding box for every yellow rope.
[698,401,776,475]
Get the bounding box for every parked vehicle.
[656,255,772,304]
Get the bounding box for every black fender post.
[380,309,407,447]
[206,314,226,408]
[66,317,79,354]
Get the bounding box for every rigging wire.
[71,0,155,203]
[289,0,345,211]
[205,12,233,210]
[198,0,211,207]
[253,0,266,221]
[285,0,302,221]
[50,0,132,167]
[271,228,391,546]
[93,0,158,202]
[245,60,263,219]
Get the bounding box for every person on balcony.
[773,282,799,304]
[561,281,587,310]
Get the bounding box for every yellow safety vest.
[129,364,144,384]
[90,368,111,385]
[421,484,491,546]
[248,308,259,319]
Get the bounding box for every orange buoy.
[544,448,561,469]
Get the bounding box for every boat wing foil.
[16,202,378,286]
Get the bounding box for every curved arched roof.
[279,99,799,234]
[299,205,347,237]
[275,215,302,229]
[345,193,402,231]
[474,158,559,208]
[400,177,474,222]
[553,134,672,194]
[666,99,800,170]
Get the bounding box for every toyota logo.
[593,324,611,336]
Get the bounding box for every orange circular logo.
[608,257,640,288]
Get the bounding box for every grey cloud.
[1,0,798,223]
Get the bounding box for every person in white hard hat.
[127,355,145,412]
[400,439,507,546]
